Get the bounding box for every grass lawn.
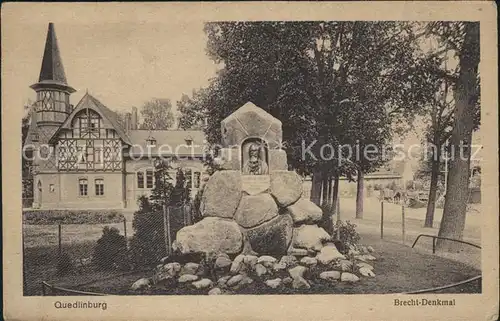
[40,234,480,296]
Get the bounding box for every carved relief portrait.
[241,139,269,175]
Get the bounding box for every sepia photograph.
[2,2,498,321]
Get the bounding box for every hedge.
[23,210,125,225]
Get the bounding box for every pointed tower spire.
[30,22,75,93]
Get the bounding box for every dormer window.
[146,137,156,147]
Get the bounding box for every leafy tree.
[92,226,129,271]
[429,22,480,252]
[130,160,191,266]
[177,91,207,130]
[179,21,436,230]
[22,101,34,206]
[113,109,128,129]
[139,98,175,130]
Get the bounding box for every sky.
[5,17,218,116]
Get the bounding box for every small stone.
[180,262,199,275]
[288,247,309,257]
[320,271,341,281]
[282,277,293,285]
[257,255,277,268]
[341,272,360,282]
[361,246,369,254]
[356,262,374,270]
[217,275,231,287]
[230,254,246,274]
[359,267,376,277]
[131,278,150,290]
[288,265,309,288]
[367,246,375,253]
[243,255,259,268]
[238,276,254,287]
[255,263,268,277]
[164,262,182,276]
[348,249,360,256]
[227,274,244,287]
[160,257,170,264]
[316,244,346,265]
[292,224,330,251]
[208,287,222,295]
[265,278,282,289]
[300,257,318,267]
[178,274,199,283]
[288,265,307,279]
[273,262,287,272]
[192,278,213,289]
[364,254,376,261]
[292,278,310,289]
[336,259,354,272]
[279,255,298,268]
[215,256,232,269]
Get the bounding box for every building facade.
[23,23,205,210]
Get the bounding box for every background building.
[23,23,205,210]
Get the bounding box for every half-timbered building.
[24,23,205,209]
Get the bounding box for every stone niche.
[173,102,328,257]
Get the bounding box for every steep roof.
[30,23,75,93]
[127,130,205,157]
[48,93,131,144]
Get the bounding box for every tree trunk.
[310,169,323,206]
[355,170,364,219]
[436,22,479,252]
[322,174,339,236]
[331,175,339,215]
[321,176,329,207]
[327,177,333,207]
[424,156,440,228]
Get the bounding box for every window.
[146,170,154,188]
[185,135,193,146]
[49,184,55,193]
[95,179,104,196]
[194,171,201,188]
[185,169,192,188]
[79,178,88,196]
[146,137,156,147]
[72,109,102,138]
[137,172,144,189]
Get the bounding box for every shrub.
[56,252,74,276]
[331,220,360,252]
[129,196,167,268]
[93,226,129,271]
[23,210,124,225]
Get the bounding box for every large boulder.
[268,149,288,171]
[292,224,330,252]
[234,194,279,228]
[173,217,243,255]
[200,171,242,219]
[270,171,303,207]
[243,214,293,255]
[286,198,323,224]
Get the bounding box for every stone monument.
[173,102,330,257]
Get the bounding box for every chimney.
[125,112,132,131]
[131,107,138,130]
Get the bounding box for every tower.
[30,22,75,143]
